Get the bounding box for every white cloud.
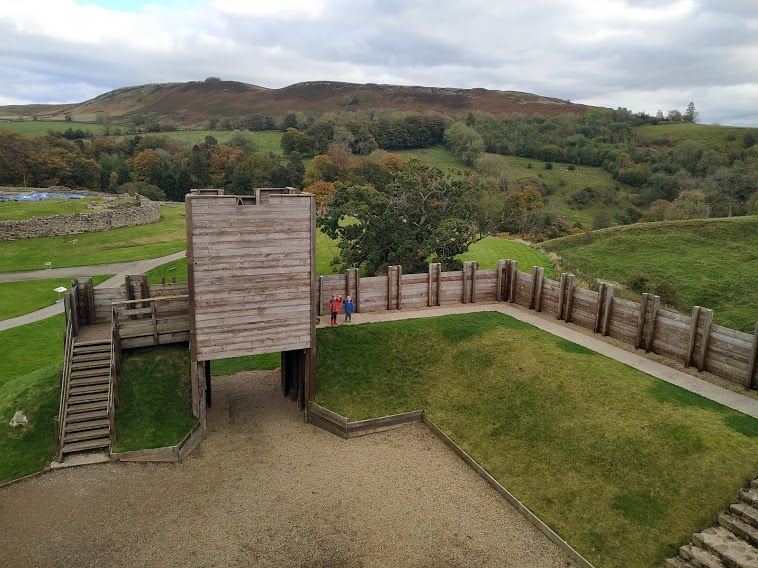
[0,0,755,125]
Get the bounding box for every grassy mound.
[315,312,758,568]
[540,216,758,332]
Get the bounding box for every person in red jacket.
[328,294,343,326]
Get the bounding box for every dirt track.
[0,370,575,568]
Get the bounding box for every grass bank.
[0,204,186,272]
[0,275,112,321]
[458,236,553,275]
[540,216,758,332]
[0,315,65,484]
[315,312,758,568]
[112,345,197,453]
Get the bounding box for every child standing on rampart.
[329,294,343,326]
[343,296,355,323]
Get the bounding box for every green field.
[0,315,64,484]
[0,275,112,321]
[458,236,553,275]
[315,312,758,568]
[395,146,466,171]
[0,121,108,137]
[0,204,187,272]
[0,197,133,221]
[540,216,758,332]
[635,122,751,148]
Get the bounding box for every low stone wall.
[0,195,161,241]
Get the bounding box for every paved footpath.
[0,250,186,332]
[326,303,758,420]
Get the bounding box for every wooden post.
[396,265,403,310]
[564,275,576,323]
[436,263,442,306]
[496,260,506,302]
[428,263,441,307]
[387,267,393,310]
[635,293,649,349]
[529,266,538,310]
[205,360,212,408]
[685,306,702,367]
[509,261,518,303]
[602,284,614,336]
[645,295,660,353]
[354,268,360,313]
[594,283,606,333]
[161,276,166,285]
[151,302,159,345]
[747,322,758,390]
[557,273,567,320]
[171,276,176,284]
[68,289,79,336]
[462,263,469,304]
[471,261,477,303]
[534,267,545,312]
[698,309,713,372]
[318,276,323,316]
[191,361,206,420]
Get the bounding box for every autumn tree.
[133,149,160,182]
[302,154,343,187]
[304,180,336,206]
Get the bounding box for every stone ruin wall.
[0,195,161,241]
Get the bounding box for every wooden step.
[679,544,726,568]
[73,344,111,355]
[67,392,108,405]
[732,503,758,531]
[69,383,109,397]
[70,368,111,379]
[719,513,758,547]
[71,352,112,363]
[71,359,111,371]
[74,339,111,348]
[64,427,111,443]
[61,438,110,454]
[65,409,108,422]
[65,418,110,432]
[692,526,758,568]
[70,375,110,387]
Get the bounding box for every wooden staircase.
[664,478,758,568]
[58,338,114,457]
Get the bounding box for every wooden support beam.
[509,261,518,303]
[557,273,567,320]
[462,263,469,304]
[471,261,477,303]
[602,284,614,336]
[529,266,538,310]
[396,265,403,310]
[747,322,758,390]
[205,360,212,408]
[635,293,649,349]
[161,276,166,285]
[354,268,360,313]
[151,303,159,345]
[593,283,606,333]
[685,306,702,367]
[534,267,545,312]
[645,295,660,353]
[172,276,176,284]
[564,275,576,323]
[698,309,714,372]
[496,260,506,302]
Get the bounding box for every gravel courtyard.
[1,370,576,568]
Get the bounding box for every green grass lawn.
[457,236,553,275]
[0,275,112,321]
[315,312,758,568]
[0,203,187,272]
[0,197,134,221]
[394,146,466,171]
[540,216,758,332]
[112,345,197,453]
[0,315,65,484]
[0,121,109,137]
[635,123,750,149]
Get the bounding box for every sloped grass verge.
[112,345,197,453]
[0,315,65,484]
[0,275,113,321]
[315,312,758,568]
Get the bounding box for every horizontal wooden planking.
[400,274,428,285]
[194,310,310,333]
[439,281,463,305]
[476,279,498,302]
[705,338,750,367]
[710,324,753,347]
[121,331,189,349]
[704,358,749,384]
[440,271,463,282]
[198,339,309,361]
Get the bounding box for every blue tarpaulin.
[2,192,86,201]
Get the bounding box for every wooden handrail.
[56,315,75,461]
[111,294,188,307]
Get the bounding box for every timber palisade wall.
[319,260,758,390]
[0,195,160,241]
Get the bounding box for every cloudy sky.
[1,0,756,126]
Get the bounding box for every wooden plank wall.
[317,262,758,389]
[186,193,314,362]
[93,282,189,324]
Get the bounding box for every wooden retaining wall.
[110,420,204,463]
[93,281,189,324]
[318,261,758,390]
[307,403,424,439]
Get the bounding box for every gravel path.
[0,370,576,568]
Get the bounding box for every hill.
[0,79,595,126]
[539,216,758,332]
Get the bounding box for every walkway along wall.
[318,260,758,390]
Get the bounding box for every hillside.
[539,216,758,332]
[0,79,595,126]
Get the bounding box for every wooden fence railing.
[55,287,78,461]
[111,295,190,350]
[318,260,758,390]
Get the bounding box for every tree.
[304,180,336,206]
[665,190,710,220]
[444,122,484,166]
[280,128,313,156]
[318,161,484,275]
[133,149,160,183]
[683,102,699,123]
[302,154,343,187]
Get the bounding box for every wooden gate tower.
[185,188,317,429]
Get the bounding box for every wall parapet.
[0,195,160,241]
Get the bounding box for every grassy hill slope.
[540,216,758,332]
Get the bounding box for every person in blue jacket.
[343,295,355,323]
